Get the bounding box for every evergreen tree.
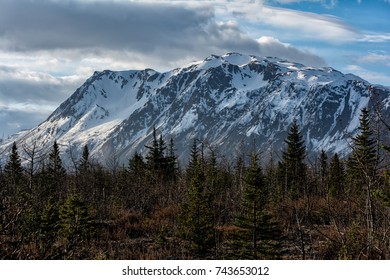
[348,108,377,191]
[328,153,345,198]
[318,150,329,196]
[206,149,218,190]
[129,152,146,177]
[379,146,390,207]
[231,153,282,259]
[179,160,214,256]
[165,137,178,180]
[39,196,60,250]
[44,141,66,198]
[265,148,278,201]
[59,189,94,247]
[278,120,307,199]
[187,138,200,180]
[79,144,90,173]
[4,142,24,192]
[145,128,178,182]
[145,127,163,173]
[48,141,66,177]
[158,134,167,164]
[347,108,378,258]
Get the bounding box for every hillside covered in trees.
[1,108,390,259]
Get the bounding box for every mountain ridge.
[1,52,389,166]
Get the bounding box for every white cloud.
[0,64,80,137]
[358,34,390,43]
[251,6,358,42]
[0,65,80,127]
[0,0,328,69]
[344,64,390,86]
[256,36,326,66]
[103,0,357,43]
[0,0,387,136]
[272,0,337,8]
[358,53,390,66]
[177,0,389,44]
[0,104,52,138]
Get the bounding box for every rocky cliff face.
[2,52,389,165]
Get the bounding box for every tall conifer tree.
[231,153,282,259]
[278,120,307,199]
[79,144,90,173]
[47,141,66,197]
[348,108,377,190]
[318,150,328,196]
[347,108,377,258]
[4,142,24,192]
[180,160,214,256]
[328,153,345,198]
[145,127,163,172]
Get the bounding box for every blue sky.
[262,0,390,84]
[0,0,389,138]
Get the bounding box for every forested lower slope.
[1,108,390,259]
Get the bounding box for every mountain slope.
[2,52,390,166]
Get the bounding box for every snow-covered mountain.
[2,52,390,166]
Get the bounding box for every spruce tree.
[47,141,66,196]
[278,120,307,199]
[129,152,146,177]
[165,137,178,180]
[39,196,60,250]
[48,141,65,176]
[79,144,90,173]
[347,108,377,258]
[158,134,167,164]
[378,146,390,207]
[348,108,377,191]
[318,150,329,197]
[145,128,178,182]
[59,189,94,247]
[187,138,200,180]
[328,153,345,198]
[145,127,163,173]
[179,160,214,256]
[4,142,24,193]
[231,153,282,259]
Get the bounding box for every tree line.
[1,107,390,259]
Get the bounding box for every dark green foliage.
[47,141,66,195]
[328,153,346,198]
[145,127,164,172]
[230,153,282,259]
[179,160,215,256]
[145,128,177,181]
[318,149,328,196]
[166,137,178,180]
[2,108,390,260]
[129,152,146,177]
[48,141,65,176]
[79,144,90,173]
[59,189,95,244]
[187,138,200,180]
[4,142,24,192]
[377,146,390,208]
[39,196,60,247]
[278,120,307,199]
[348,108,378,190]
[345,108,379,258]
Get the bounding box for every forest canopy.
[1,108,390,260]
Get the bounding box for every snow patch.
[171,107,198,134]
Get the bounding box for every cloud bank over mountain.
[0,0,388,137]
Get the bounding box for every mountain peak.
[1,53,389,165]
